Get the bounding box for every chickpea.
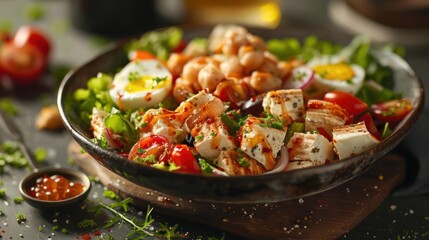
[220,56,244,78]
[198,63,225,92]
[173,78,195,103]
[222,28,249,55]
[167,53,191,78]
[249,71,282,93]
[247,35,267,51]
[257,56,279,76]
[182,56,210,83]
[238,45,264,72]
[277,61,293,80]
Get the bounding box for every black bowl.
[57,26,424,203]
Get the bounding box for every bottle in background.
[185,0,282,29]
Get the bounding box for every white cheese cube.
[332,122,380,160]
[287,132,334,166]
[262,89,305,124]
[240,117,287,170]
[193,118,236,160]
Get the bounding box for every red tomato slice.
[13,26,51,57]
[324,91,368,118]
[371,99,412,126]
[128,50,157,61]
[128,135,172,165]
[172,40,187,53]
[358,113,381,140]
[0,41,46,84]
[170,144,201,174]
[317,127,332,142]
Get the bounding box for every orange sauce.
[28,174,84,201]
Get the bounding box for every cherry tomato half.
[13,26,51,57]
[358,113,381,140]
[0,41,46,84]
[324,91,368,118]
[170,144,201,174]
[128,50,157,61]
[128,135,172,165]
[172,40,187,53]
[371,99,412,125]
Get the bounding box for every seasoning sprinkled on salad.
[69,25,412,176]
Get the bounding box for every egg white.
[307,56,365,95]
[109,59,172,111]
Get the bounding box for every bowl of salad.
[58,25,423,203]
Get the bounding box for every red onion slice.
[264,146,289,174]
[283,66,314,90]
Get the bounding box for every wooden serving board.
[68,141,405,240]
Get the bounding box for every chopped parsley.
[77,219,97,229]
[236,149,250,168]
[294,71,307,81]
[16,212,26,223]
[260,113,284,130]
[137,148,146,154]
[152,76,167,88]
[34,147,47,162]
[134,155,157,165]
[14,196,24,204]
[0,189,6,198]
[92,136,110,150]
[237,156,250,168]
[128,71,141,82]
[24,3,45,21]
[103,189,119,200]
[195,135,203,141]
[0,98,18,116]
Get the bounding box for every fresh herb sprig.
[93,199,185,239]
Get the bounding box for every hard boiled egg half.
[110,59,172,111]
[307,56,365,95]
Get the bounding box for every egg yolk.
[125,75,170,93]
[313,63,355,81]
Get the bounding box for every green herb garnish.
[0,98,18,116]
[24,3,45,21]
[34,147,47,162]
[103,189,119,200]
[16,212,26,223]
[14,196,24,204]
[77,219,97,229]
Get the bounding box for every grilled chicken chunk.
[213,150,266,176]
[305,99,349,133]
